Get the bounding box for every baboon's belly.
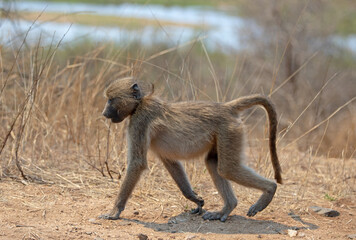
[150,129,214,160]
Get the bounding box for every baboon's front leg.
[99,163,145,220]
[162,159,204,215]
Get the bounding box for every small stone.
[119,222,131,226]
[287,229,298,237]
[21,180,29,185]
[185,235,196,240]
[168,215,188,224]
[134,211,139,215]
[309,206,322,212]
[168,219,177,224]
[89,218,101,225]
[137,233,148,240]
[309,206,340,217]
[348,234,356,239]
[298,232,306,237]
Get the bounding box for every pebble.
[137,233,148,240]
[89,218,102,225]
[287,229,298,237]
[185,235,196,240]
[309,206,340,217]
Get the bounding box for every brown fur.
[100,77,282,221]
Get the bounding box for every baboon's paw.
[202,211,228,222]
[247,193,274,217]
[98,213,120,220]
[190,197,204,215]
[247,203,263,217]
[190,206,204,215]
[247,187,276,217]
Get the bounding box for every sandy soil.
[0,152,355,240]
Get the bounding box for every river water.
[1,1,244,51]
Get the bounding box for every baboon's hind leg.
[203,150,237,222]
[162,159,204,214]
[217,129,277,217]
[234,164,277,217]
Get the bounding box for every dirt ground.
[0,150,355,240]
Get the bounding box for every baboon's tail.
[226,94,282,184]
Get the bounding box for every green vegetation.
[328,0,356,36]
[324,193,337,202]
[337,13,356,36]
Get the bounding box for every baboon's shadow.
[124,211,318,234]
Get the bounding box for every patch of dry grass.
[0,3,355,205]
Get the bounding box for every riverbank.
[19,11,206,29]
[23,0,222,7]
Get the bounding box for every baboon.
[100,77,282,222]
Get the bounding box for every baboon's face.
[102,98,128,123]
[102,79,142,123]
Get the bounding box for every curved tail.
[226,94,282,184]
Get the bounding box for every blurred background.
[0,0,355,179]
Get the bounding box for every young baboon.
[100,77,282,222]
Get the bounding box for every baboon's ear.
[131,83,142,100]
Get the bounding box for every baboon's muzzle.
[102,105,121,123]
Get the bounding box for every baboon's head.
[102,77,142,123]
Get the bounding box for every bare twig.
[105,122,113,179]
